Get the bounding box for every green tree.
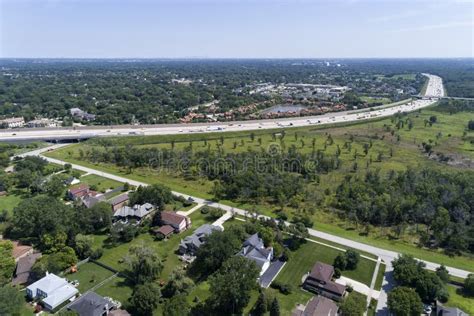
[253,291,268,316]
[344,250,360,270]
[435,265,450,283]
[162,266,194,297]
[77,202,112,233]
[130,283,161,316]
[269,297,280,316]
[333,254,346,270]
[190,230,242,277]
[162,294,190,316]
[387,286,423,316]
[339,293,366,316]
[125,244,163,285]
[44,175,65,198]
[0,241,15,286]
[129,184,172,210]
[11,195,74,245]
[208,256,260,314]
[0,285,24,316]
[74,234,94,259]
[464,274,474,296]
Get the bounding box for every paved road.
[0,74,443,142]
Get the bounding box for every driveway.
[259,260,286,288]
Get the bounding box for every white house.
[239,233,273,276]
[26,273,78,311]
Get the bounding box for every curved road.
[1,74,443,142]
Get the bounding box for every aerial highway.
[1,74,444,142]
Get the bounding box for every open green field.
[445,286,474,315]
[0,193,22,215]
[67,261,115,293]
[44,105,474,271]
[360,96,391,104]
[77,174,123,193]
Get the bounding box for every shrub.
[90,248,103,260]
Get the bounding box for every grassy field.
[77,174,123,193]
[374,263,386,291]
[360,96,392,104]
[44,106,474,271]
[445,286,474,315]
[0,193,22,215]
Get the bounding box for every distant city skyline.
[1,0,473,58]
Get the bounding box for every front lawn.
[79,174,123,193]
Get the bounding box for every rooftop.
[161,211,188,226]
[68,292,112,316]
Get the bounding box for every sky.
[0,0,473,58]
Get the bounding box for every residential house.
[0,117,25,128]
[109,193,129,212]
[302,262,346,301]
[11,241,33,261]
[113,203,154,221]
[26,119,57,128]
[82,194,106,209]
[67,292,115,316]
[26,273,78,311]
[68,184,90,200]
[12,252,42,286]
[436,306,468,316]
[160,211,192,233]
[178,224,222,255]
[64,177,81,186]
[292,296,338,316]
[238,233,273,276]
[70,108,96,121]
[154,225,175,239]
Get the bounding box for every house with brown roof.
[302,262,346,301]
[160,212,191,233]
[109,193,129,212]
[154,225,175,239]
[12,252,42,286]
[11,241,33,262]
[292,296,338,316]
[68,184,90,200]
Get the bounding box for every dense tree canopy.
[207,256,260,314]
[387,286,423,316]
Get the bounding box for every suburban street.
[1,74,443,142]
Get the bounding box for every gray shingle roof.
[68,292,112,316]
[239,233,273,268]
[113,203,154,218]
[179,224,222,253]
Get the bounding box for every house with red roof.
[67,184,90,200]
[160,211,191,233]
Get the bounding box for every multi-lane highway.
[0,74,444,142]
